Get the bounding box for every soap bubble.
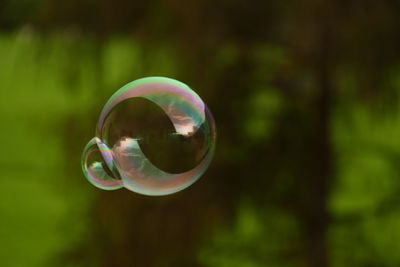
[81,77,216,196]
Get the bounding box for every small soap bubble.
[81,77,216,196]
[81,137,123,190]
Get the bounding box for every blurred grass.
[0,31,98,266]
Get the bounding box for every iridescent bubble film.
[81,77,216,196]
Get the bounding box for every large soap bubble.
[81,77,216,196]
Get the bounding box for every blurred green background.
[1,0,400,266]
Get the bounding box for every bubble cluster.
[81,77,216,196]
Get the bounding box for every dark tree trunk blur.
[307,3,335,267]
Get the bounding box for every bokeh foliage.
[1,0,400,266]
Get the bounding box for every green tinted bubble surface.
[81,77,216,196]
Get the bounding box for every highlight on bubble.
[81,77,216,196]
